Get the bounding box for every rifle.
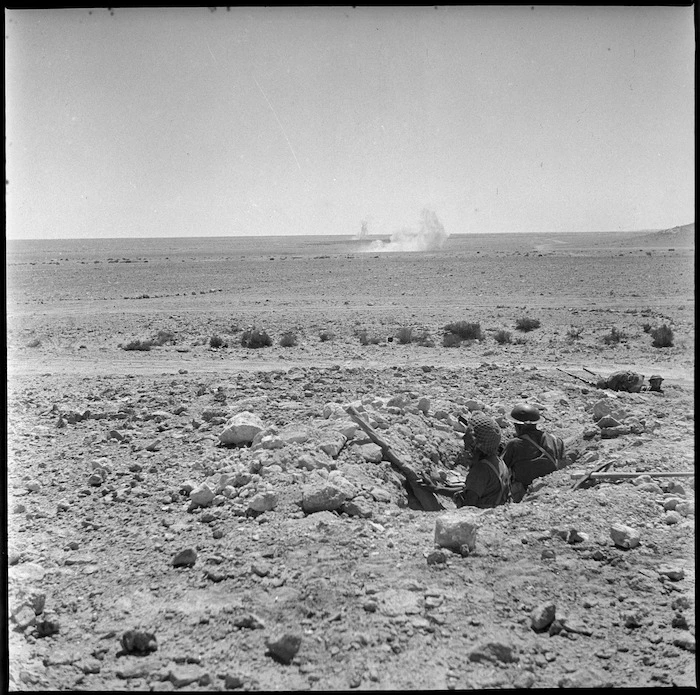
[556,367,597,387]
[345,405,444,512]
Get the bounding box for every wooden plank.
[570,471,694,481]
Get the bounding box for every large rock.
[434,510,483,552]
[322,402,348,419]
[219,412,264,445]
[468,637,519,664]
[354,443,383,463]
[278,425,311,444]
[610,523,640,549]
[247,491,278,513]
[296,451,335,471]
[302,482,347,513]
[189,483,215,509]
[317,430,347,458]
[592,400,627,422]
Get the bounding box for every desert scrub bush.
[319,330,335,342]
[443,321,483,341]
[515,316,541,332]
[279,331,298,348]
[153,329,176,346]
[122,339,153,351]
[357,329,382,345]
[566,326,584,340]
[442,332,462,348]
[241,327,272,349]
[651,324,674,348]
[396,326,414,345]
[209,334,227,349]
[493,329,512,344]
[602,327,627,345]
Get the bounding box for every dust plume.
[367,209,448,253]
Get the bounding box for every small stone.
[172,548,197,568]
[79,658,102,674]
[223,673,245,689]
[250,562,270,577]
[672,613,689,630]
[88,472,104,486]
[672,632,696,652]
[233,613,265,629]
[120,629,157,654]
[265,633,302,664]
[11,604,37,631]
[340,498,373,518]
[664,511,683,525]
[35,615,60,637]
[116,662,150,680]
[168,664,211,688]
[659,566,685,581]
[426,550,447,566]
[531,602,556,631]
[553,527,587,544]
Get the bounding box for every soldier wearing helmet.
[641,374,664,393]
[503,404,565,502]
[452,412,511,509]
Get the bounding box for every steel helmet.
[509,403,541,425]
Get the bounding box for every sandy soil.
[5,227,695,690]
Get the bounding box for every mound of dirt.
[6,363,695,691]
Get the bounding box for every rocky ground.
[5,228,695,691]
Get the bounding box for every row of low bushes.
[120,321,675,352]
[121,329,177,352]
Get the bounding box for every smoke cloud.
[367,209,448,253]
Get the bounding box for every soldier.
[595,370,645,393]
[453,412,511,509]
[641,374,664,393]
[503,404,565,502]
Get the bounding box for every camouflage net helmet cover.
[470,411,502,454]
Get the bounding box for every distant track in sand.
[7,350,694,389]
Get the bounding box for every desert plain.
[5,224,696,690]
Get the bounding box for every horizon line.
[7,226,691,243]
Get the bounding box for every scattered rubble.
[6,363,695,690]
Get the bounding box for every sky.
[5,5,696,240]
